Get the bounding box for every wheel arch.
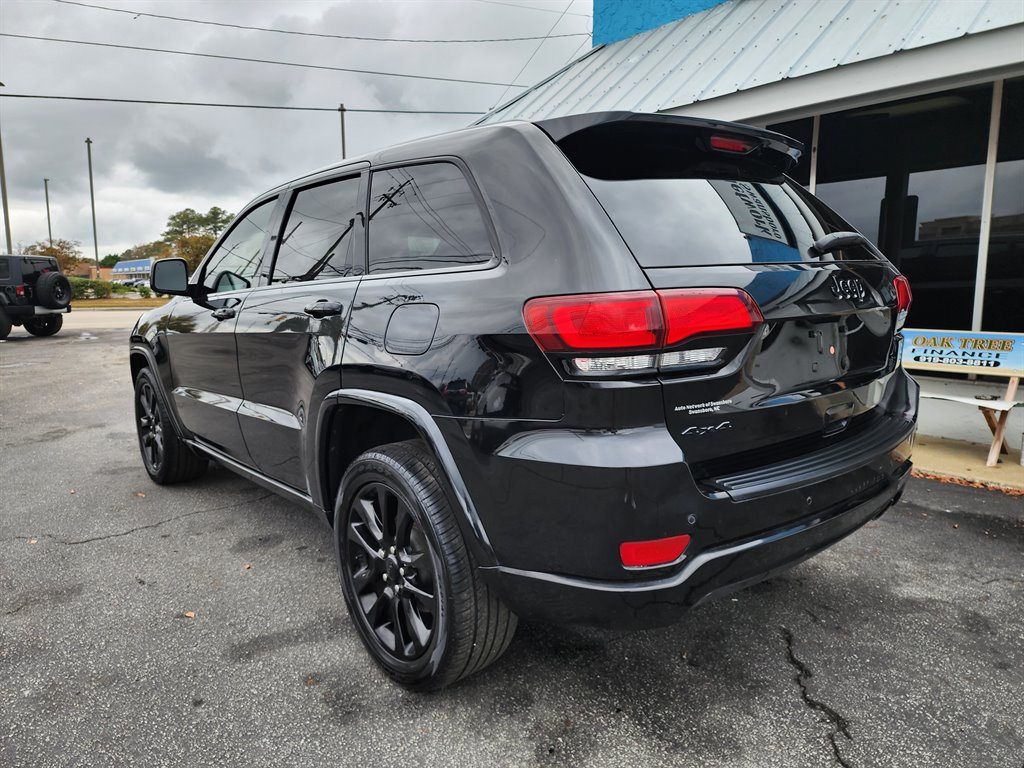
[318,390,496,567]
[129,344,188,439]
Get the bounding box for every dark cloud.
[127,131,250,194]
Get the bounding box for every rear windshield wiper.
[810,231,879,258]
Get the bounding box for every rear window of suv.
[550,118,879,267]
[584,176,878,267]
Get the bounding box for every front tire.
[134,368,208,484]
[0,308,11,340]
[24,314,63,337]
[335,440,517,691]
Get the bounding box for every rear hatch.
[537,113,910,496]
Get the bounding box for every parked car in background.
[128,112,918,690]
[0,254,72,339]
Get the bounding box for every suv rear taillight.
[524,288,763,376]
[14,284,26,297]
[893,276,912,330]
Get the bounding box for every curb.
[911,468,1024,496]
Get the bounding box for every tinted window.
[202,198,276,292]
[368,163,492,274]
[585,176,879,267]
[272,175,362,282]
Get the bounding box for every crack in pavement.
[781,626,854,768]
[978,577,1023,586]
[11,492,275,546]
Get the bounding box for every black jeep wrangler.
[0,254,73,340]
[129,112,918,690]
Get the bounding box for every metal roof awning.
[478,0,1024,126]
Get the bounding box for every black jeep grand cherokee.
[130,112,917,690]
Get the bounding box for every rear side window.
[0,260,10,280]
[367,163,493,275]
[272,175,362,282]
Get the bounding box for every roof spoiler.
[534,111,803,178]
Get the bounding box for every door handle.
[304,301,344,318]
[212,307,236,321]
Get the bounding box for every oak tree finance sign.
[901,329,1024,377]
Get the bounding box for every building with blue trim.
[481,0,1023,336]
[110,258,152,280]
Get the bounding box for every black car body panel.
[130,112,918,629]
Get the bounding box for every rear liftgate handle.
[304,300,344,319]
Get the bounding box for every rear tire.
[335,440,516,691]
[0,308,11,340]
[134,368,208,484]
[24,314,63,337]
[35,272,72,309]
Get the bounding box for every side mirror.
[151,258,190,296]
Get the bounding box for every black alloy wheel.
[136,377,165,475]
[335,441,517,690]
[132,368,207,484]
[345,481,439,661]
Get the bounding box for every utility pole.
[44,178,52,245]
[0,81,12,253]
[85,138,99,277]
[339,103,347,159]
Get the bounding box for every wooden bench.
[901,329,1023,467]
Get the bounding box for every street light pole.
[44,178,52,246]
[0,81,12,253]
[339,103,347,159]
[85,138,99,277]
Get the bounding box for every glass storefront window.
[908,165,986,240]
[815,177,885,245]
[817,83,993,331]
[984,77,1024,332]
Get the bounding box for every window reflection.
[815,177,885,245]
[367,163,493,275]
[908,165,986,240]
[272,176,361,282]
[202,198,276,292]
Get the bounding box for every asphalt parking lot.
[2,311,1022,768]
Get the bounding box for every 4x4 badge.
[681,421,732,436]
[830,274,867,302]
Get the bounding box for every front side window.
[367,163,493,275]
[272,175,363,282]
[202,198,276,292]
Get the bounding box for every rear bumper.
[482,459,910,628]
[1,303,71,319]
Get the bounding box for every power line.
[492,1,574,107]
[0,93,486,115]
[0,33,527,88]
[471,0,592,19]
[52,0,590,43]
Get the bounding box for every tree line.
[22,206,235,275]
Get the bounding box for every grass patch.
[73,298,169,309]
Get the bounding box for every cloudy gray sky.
[0,0,592,256]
